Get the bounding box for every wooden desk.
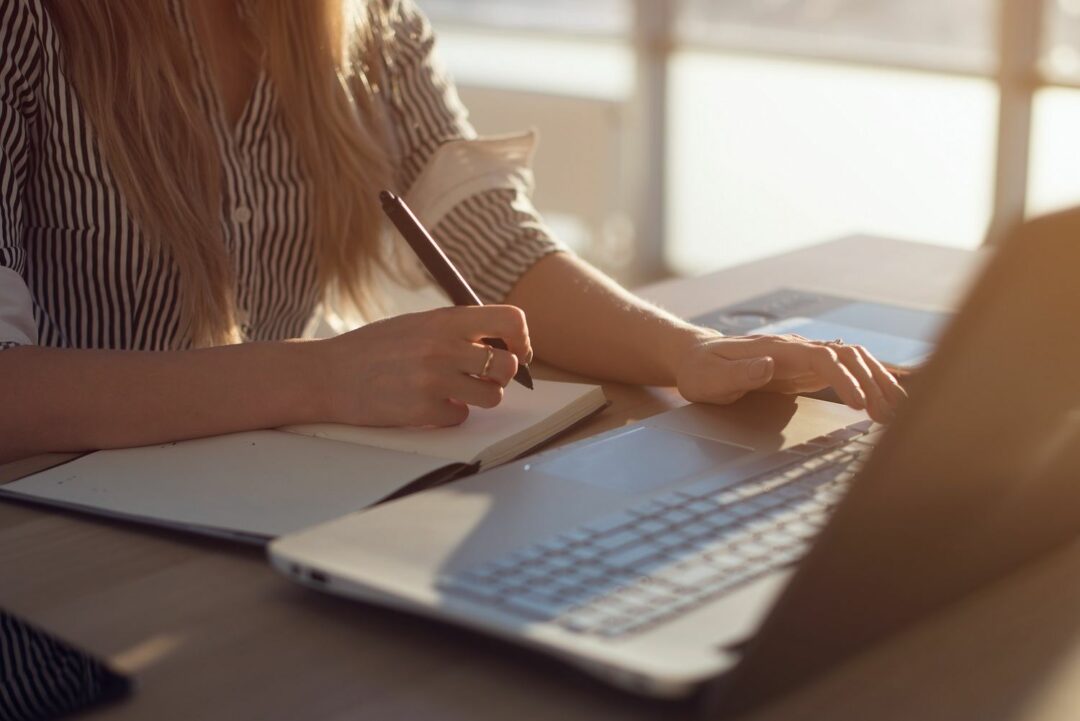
[10,235,1070,721]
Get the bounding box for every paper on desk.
[283,379,605,465]
[2,431,449,539]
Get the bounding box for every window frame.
[428,0,1060,277]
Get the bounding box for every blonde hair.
[44,0,395,346]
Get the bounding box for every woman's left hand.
[673,333,906,424]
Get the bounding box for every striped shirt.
[0,0,562,351]
[0,609,130,719]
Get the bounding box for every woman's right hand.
[312,305,531,428]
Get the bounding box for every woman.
[0,0,903,464]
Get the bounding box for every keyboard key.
[828,427,863,441]
[636,519,669,535]
[703,552,744,571]
[801,456,834,471]
[654,534,689,551]
[605,543,662,569]
[729,502,761,518]
[759,530,796,547]
[568,545,603,561]
[546,555,576,570]
[687,500,720,514]
[594,529,641,550]
[699,510,740,529]
[733,540,771,559]
[784,520,821,539]
[658,563,725,588]
[560,607,609,632]
[660,508,695,525]
[715,490,742,505]
[498,595,562,620]
[681,521,716,537]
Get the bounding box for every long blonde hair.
[44,0,395,346]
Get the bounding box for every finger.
[832,345,890,422]
[461,343,518,387]
[807,345,867,411]
[441,305,532,362]
[690,353,775,405]
[852,345,907,407]
[446,373,506,410]
[762,374,827,395]
[421,399,470,427]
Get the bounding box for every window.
[426,0,1080,278]
[679,0,996,72]
[1031,1,1080,215]
[423,0,630,36]
[669,1,999,272]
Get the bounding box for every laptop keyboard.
[437,421,881,639]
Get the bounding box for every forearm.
[505,253,713,386]
[0,341,324,462]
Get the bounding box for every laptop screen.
[707,209,1080,715]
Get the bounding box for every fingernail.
[523,349,533,365]
[748,357,772,380]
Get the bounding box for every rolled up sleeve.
[379,1,566,302]
[0,0,40,348]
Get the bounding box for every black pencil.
[379,190,534,390]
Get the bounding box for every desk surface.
[9,236,1077,721]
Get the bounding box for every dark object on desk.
[692,288,950,370]
[0,609,131,721]
[379,190,534,390]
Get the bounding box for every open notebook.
[0,380,607,543]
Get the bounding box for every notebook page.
[2,431,450,538]
[282,380,603,464]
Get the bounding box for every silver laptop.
[690,286,950,370]
[270,208,1080,716]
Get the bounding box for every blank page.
[283,380,604,464]
[2,431,450,539]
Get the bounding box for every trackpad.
[538,427,751,493]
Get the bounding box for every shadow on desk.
[738,539,1080,721]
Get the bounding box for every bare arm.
[506,252,905,422]
[505,252,707,386]
[0,305,531,464]
[0,342,323,463]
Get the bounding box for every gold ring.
[479,345,494,378]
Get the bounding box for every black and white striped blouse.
[0,0,562,351]
[0,609,129,721]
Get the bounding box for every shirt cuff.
[404,130,539,230]
[0,265,36,347]
[433,188,567,303]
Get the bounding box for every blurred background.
[418,0,1080,286]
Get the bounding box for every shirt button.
[232,206,253,224]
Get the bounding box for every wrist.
[277,338,335,425]
[658,323,721,386]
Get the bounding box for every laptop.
[690,288,950,370]
[270,208,1080,716]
